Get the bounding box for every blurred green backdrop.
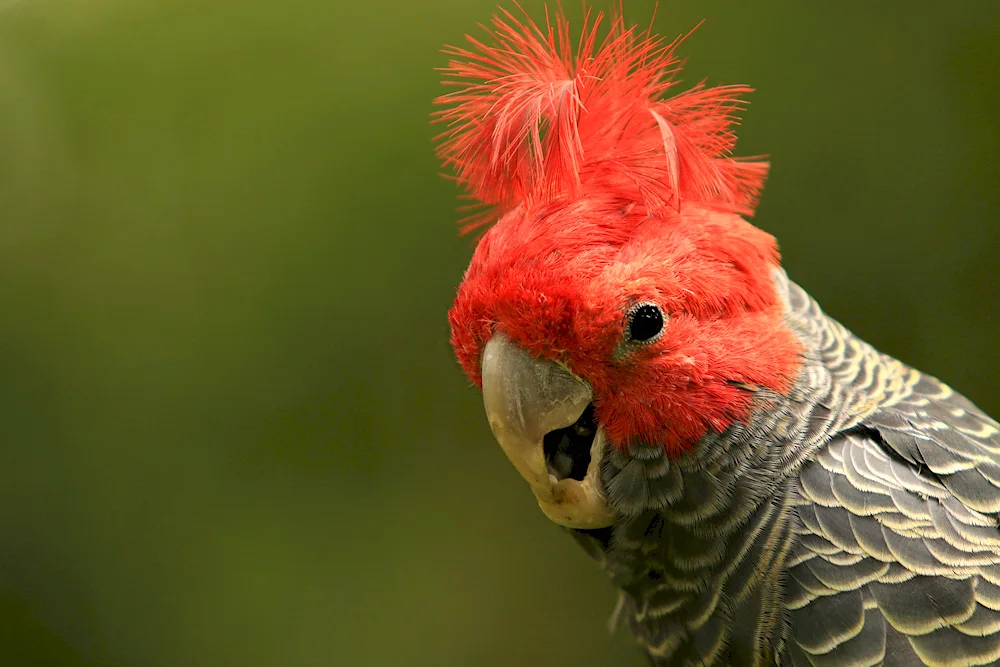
[0,1,997,666]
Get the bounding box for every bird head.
[435,5,803,528]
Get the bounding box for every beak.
[481,335,614,529]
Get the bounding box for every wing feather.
[789,375,1000,666]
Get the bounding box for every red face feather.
[436,4,803,455]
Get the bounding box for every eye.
[627,303,665,343]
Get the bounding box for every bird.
[432,5,1000,666]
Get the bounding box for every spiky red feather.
[433,4,769,233]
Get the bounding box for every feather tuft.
[433,3,769,233]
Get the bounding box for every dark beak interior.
[543,403,597,481]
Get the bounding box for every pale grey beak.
[481,335,613,529]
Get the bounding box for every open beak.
[480,335,614,529]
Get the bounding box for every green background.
[0,1,997,665]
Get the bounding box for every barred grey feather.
[573,270,1000,666]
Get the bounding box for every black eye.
[627,303,664,343]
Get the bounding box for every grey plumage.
[574,270,1000,666]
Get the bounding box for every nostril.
[543,403,596,481]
